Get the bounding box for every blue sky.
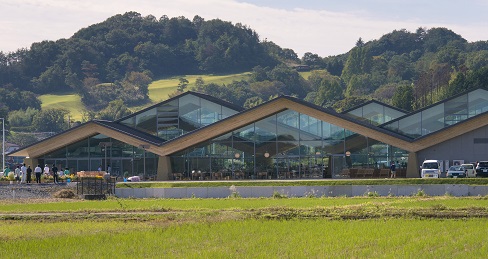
[1,0,487,57]
[240,0,487,24]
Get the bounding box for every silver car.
[447,165,466,178]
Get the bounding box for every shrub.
[414,189,427,197]
[365,191,380,197]
[53,189,76,199]
[272,190,288,199]
[229,185,241,198]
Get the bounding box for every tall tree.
[392,84,414,111]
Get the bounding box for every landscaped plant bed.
[116,178,488,188]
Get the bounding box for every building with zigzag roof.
[9,88,488,180]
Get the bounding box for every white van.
[421,160,441,178]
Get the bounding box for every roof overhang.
[9,122,165,158]
[11,95,488,159]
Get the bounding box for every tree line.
[2,12,488,146]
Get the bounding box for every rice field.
[1,196,488,258]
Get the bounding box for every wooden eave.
[11,96,488,159]
[9,122,165,158]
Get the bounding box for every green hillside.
[148,73,251,102]
[39,94,85,121]
[39,73,252,121]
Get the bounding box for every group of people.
[3,164,70,184]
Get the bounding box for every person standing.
[43,164,50,176]
[14,165,21,183]
[3,166,10,178]
[34,164,42,183]
[26,165,32,183]
[390,161,396,178]
[20,164,27,184]
[52,164,59,184]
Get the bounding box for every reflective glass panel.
[135,109,157,135]
[421,104,444,134]
[397,113,421,138]
[299,114,322,140]
[200,99,222,126]
[67,138,89,158]
[468,89,488,116]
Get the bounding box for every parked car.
[476,161,488,177]
[446,165,466,178]
[421,160,441,178]
[461,163,476,177]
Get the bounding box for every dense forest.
[1,11,488,146]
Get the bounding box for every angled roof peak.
[116,90,244,123]
[342,99,408,114]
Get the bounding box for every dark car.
[476,161,488,177]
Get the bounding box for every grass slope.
[148,72,251,103]
[38,73,251,120]
[38,93,84,121]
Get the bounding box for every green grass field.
[148,73,251,103]
[38,73,251,120]
[1,196,488,258]
[116,178,488,188]
[38,93,85,121]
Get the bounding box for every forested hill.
[0,12,280,105]
[2,11,488,142]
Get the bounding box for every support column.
[406,152,419,178]
[156,156,172,181]
[24,157,38,169]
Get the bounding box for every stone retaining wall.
[115,184,488,198]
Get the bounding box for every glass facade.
[345,101,406,125]
[29,89,488,181]
[120,93,239,141]
[170,109,408,180]
[383,89,488,139]
[39,134,158,179]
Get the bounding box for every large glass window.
[422,104,444,134]
[468,89,488,116]
[345,101,406,125]
[121,93,239,141]
[300,114,321,140]
[170,108,407,180]
[67,138,89,158]
[398,113,421,138]
[135,109,157,135]
[382,89,488,139]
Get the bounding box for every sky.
[1,0,488,57]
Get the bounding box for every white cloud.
[0,0,487,56]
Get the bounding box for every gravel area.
[0,183,77,200]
